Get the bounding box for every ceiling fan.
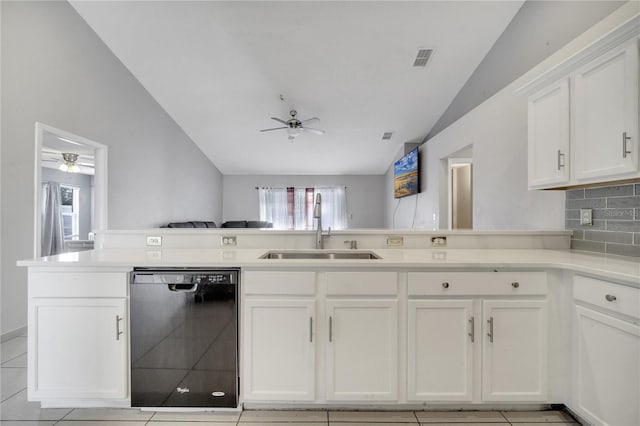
[42,151,95,174]
[260,110,325,140]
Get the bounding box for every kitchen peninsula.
[18,229,640,426]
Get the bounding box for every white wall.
[1,2,223,336]
[223,175,386,229]
[384,76,565,230]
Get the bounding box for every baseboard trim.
[1,325,27,342]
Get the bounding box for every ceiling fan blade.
[270,117,289,125]
[260,126,288,132]
[300,127,325,135]
[300,117,320,124]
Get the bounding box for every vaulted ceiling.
[70,1,523,175]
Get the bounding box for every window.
[60,185,79,240]
[259,186,347,230]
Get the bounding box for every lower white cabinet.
[326,300,398,401]
[28,297,127,400]
[482,300,548,402]
[407,300,474,401]
[572,275,640,426]
[242,299,316,401]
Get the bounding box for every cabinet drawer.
[574,275,640,319]
[29,271,128,298]
[244,271,315,295]
[325,272,398,296]
[408,272,547,296]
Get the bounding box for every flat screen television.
[393,148,419,198]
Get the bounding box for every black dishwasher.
[130,267,239,408]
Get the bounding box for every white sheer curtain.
[315,186,347,230]
[258,188,289,229]
[259,186,347,230]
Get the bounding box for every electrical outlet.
[386,236,404,246]
[146,250,162,260]
[146,236,162,246]
[580,208,593,225]
[222,236,237,246]
[431,236,447,247]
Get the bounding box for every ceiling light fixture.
[58,153,80,173]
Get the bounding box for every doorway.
[448,158,473,229]
[34,123,108,257]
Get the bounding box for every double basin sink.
[260,250,382,260]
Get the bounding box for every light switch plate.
[580,208,593,225]
[146,236,162,246]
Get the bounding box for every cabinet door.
[573,41,639,181]
[243,299,315,401]
[528,79,570,188]
[482,300,548,402]
[326,300,398,401]
[574,306,640,426]
[407,300,474,401]
[28,298,127,399]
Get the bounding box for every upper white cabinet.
[528,79,571,188]
[520,18,639,189]
[573,42,639,181]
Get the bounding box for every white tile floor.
[1,335,581,425]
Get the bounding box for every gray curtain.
[41,182,64,256]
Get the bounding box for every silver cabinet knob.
[605,294,617,302]
[511,282,520,288]
[442,282,449,289]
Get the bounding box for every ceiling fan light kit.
[58,152,80,173]
[260,109,325,140]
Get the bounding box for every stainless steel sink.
[259,250,382,260]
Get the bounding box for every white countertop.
[18,248,640,286]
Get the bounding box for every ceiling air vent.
[382,132,393,140]
[413,48,433,67]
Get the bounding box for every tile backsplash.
[566,183,640,257]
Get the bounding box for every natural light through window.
[258,186,347,230]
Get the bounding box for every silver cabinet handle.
[468,317,475,342]
[442,282,449,289]
[329,316,333,342]
[116,315,123,341]
[557,150,565,170]
[511,282,520,288]
[623,132,632,158]
[605,294,617,302]
[487,317,494,343]
[309,317,313,343]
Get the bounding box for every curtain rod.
[255,186,347,190]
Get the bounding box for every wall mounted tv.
[393,148,419,198]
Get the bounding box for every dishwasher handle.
[167,283,199,293]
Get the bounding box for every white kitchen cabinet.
[572,275,640,426]
[519,20,639,189]
[482,300,548,402]
[28,297,128,400]
[527,79,570,189]
[573,41,639,182]
[325,299,398,401]
[407,300,474,401]
[574,306,640,426]
[242,299,316,401]
[407,272,548,403]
